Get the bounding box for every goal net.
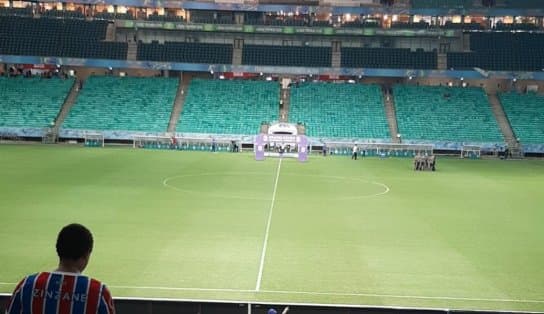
[133,135,241,152]
[84,132,104,147]
[323,142,433,157]
[133,135,172,150]
[461,145,481,159]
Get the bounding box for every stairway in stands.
[105,23,116,41]
[127,41,138,61]
[44,79,82,143]
[382,85,400,143]
[280,86,290,122]
[487,91,523,158]
[167,74,191,132]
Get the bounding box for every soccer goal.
[461,145,481,159]
[323,142,433,158]
[133,135,173,150]
[84,132,104,147]
[133,135,242,152]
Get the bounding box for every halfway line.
[256,158,282,291]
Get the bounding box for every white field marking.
[162,172,390,201]
[256,158,282,291]
[109,285,254,293]
[112,297,544,314]
[162,172,273,201]
[1,284,544,306]
[0,295,543,314]
[259,289,544,304]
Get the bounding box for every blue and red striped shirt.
[6,272,115,314]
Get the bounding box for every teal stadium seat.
[499,92,544,144]
[176,79,279,135]
[62,76,177,132]
[0,77,74,128]
[289,83,390,140]
[393,85,503,143]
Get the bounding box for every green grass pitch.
[1,144,543,312]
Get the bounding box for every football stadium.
[0,0,544,313]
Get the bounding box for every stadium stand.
[312,20,331,27]
[289,83,390,140]
[393,85,503,143]
[341,20,381,28]
[443,21,484,30]
[62,76,177,132]
[500,0,542,8]
[242,45,331,67]
[493,22,539,31]
[176,79,279,135]
[137,42,233,64]
[0,6,32,17]
[42,9,85,19]
[410,0,474,8]
[341,48,437,69]
[0,76,74,128]
[147,12,184,22]
[244,18,305,26]
[0,16,127,59]
[499,92,544,144]
[448,32,544,71]
[391,21,431,29]
[95,12,135,20]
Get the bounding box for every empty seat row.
[177,79,279,135]
[242,45,331,67]
[393,85,503,143]
[137,42,232,64]
[62,76,177,132]
[289,83,390,140]
[499,92,544,144]
[342,48,437,69]
[0,76,73,128]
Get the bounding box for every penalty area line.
[256,158,282,292]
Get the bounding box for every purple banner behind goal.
[255,134,266,161]
[255,134,308,162]
[297,135,308,162]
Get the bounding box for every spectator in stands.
[5,223,116,314]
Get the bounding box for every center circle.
[163,172,389,201]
